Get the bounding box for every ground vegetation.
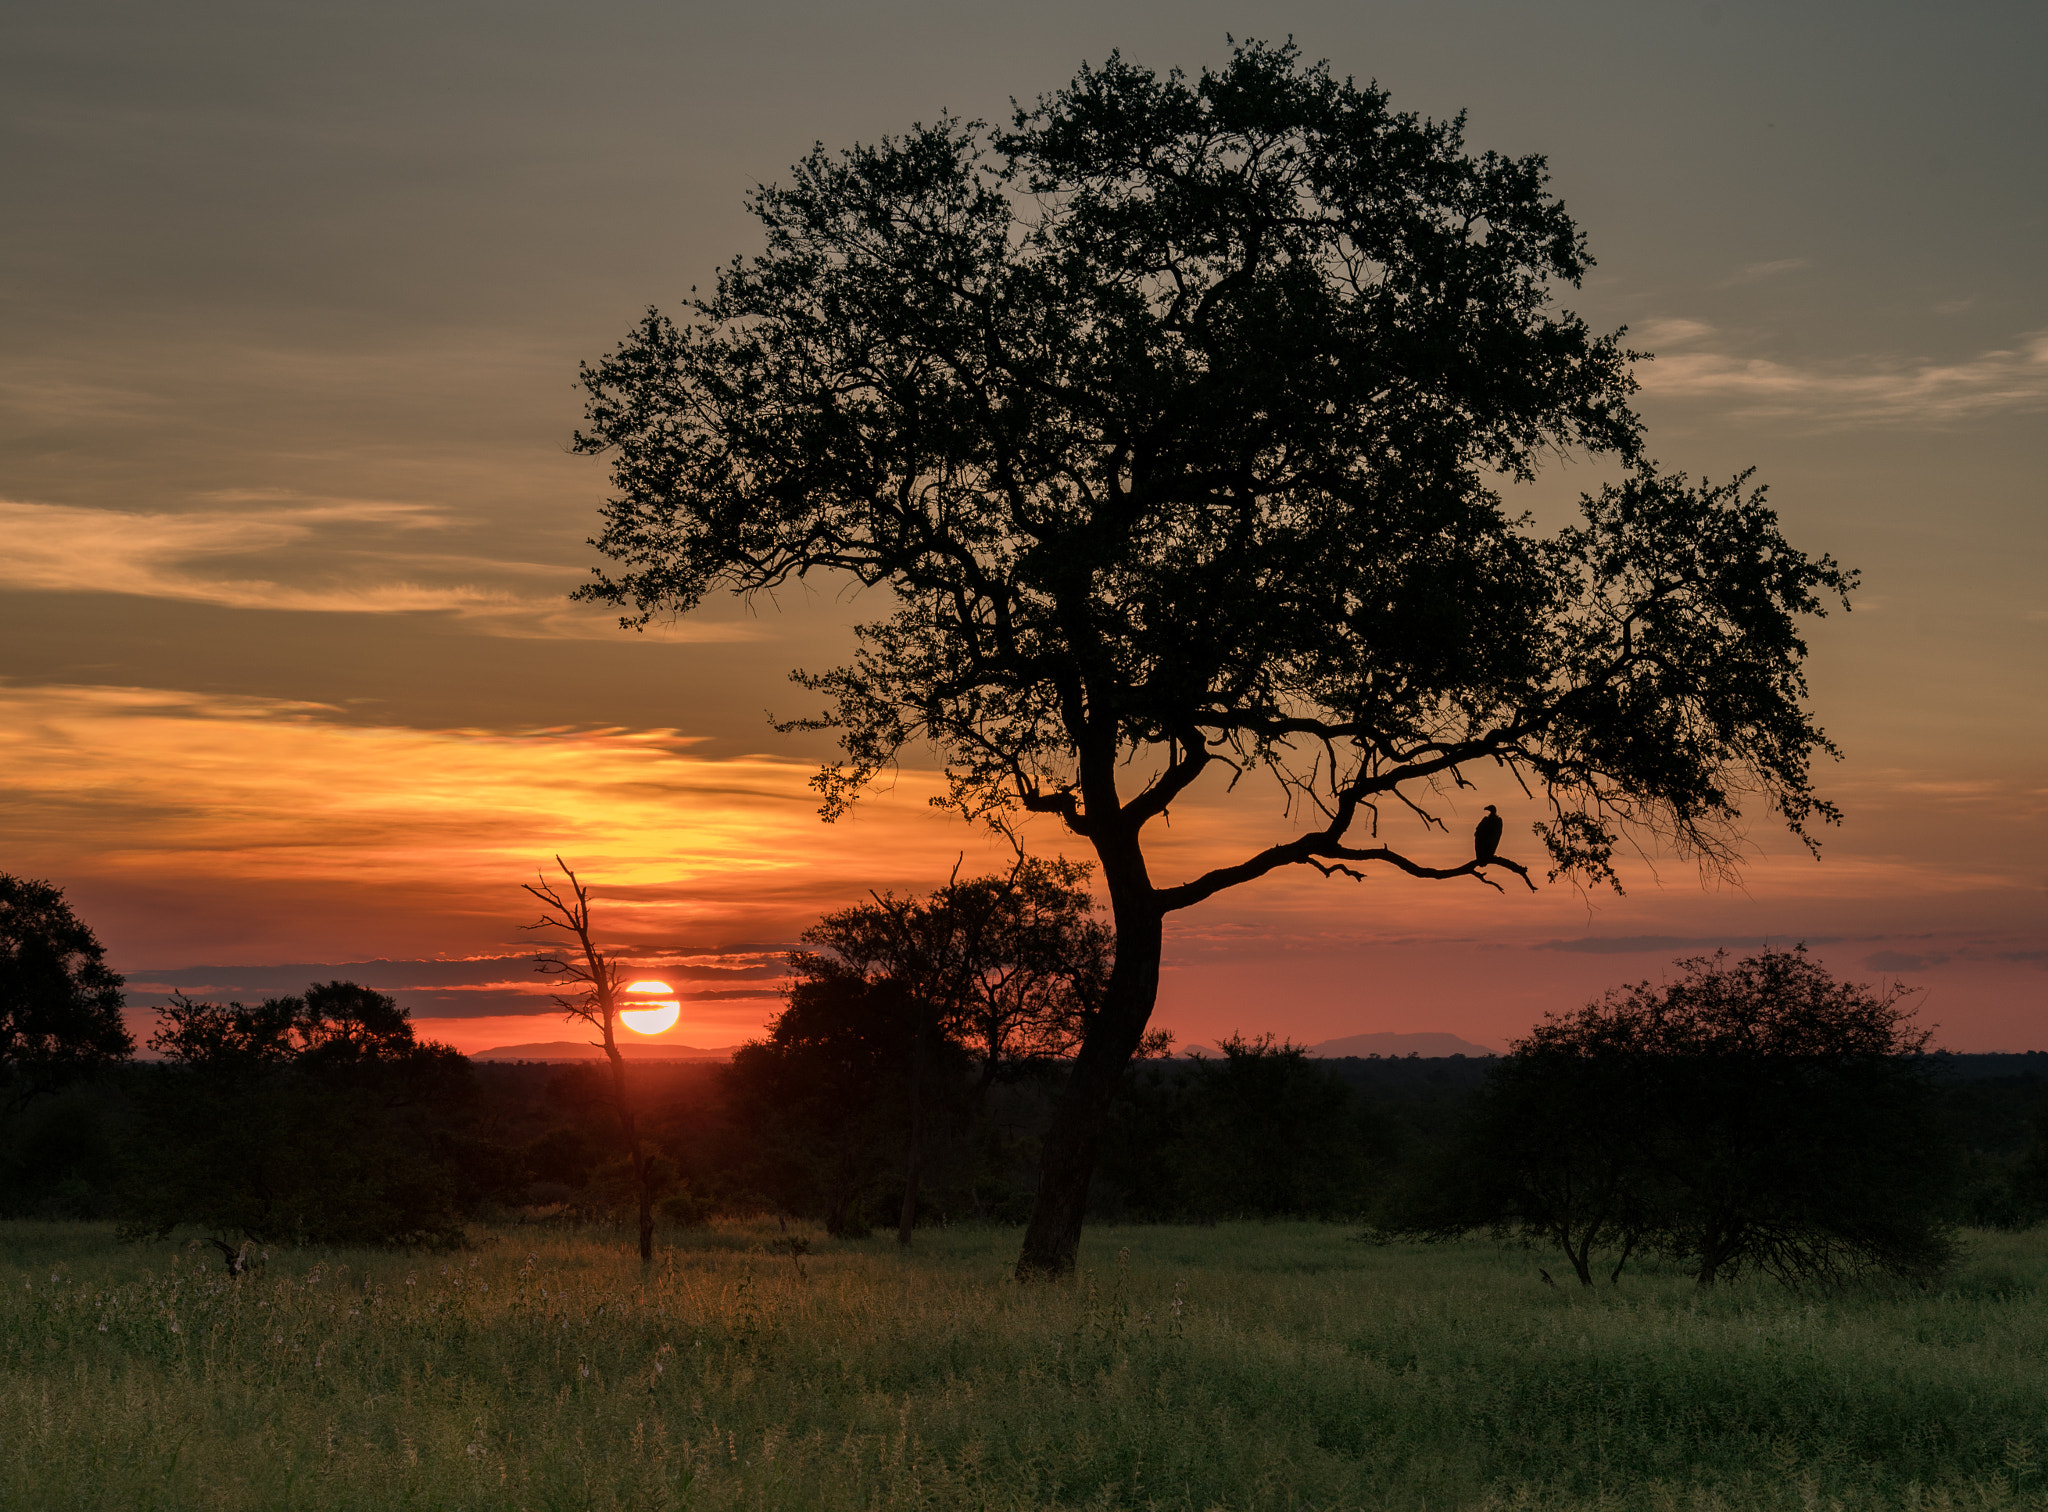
[5,1219,2048,1510]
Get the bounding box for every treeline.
[8,1033,2048,1250]
[7,869,2048,1285]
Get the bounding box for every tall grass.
[2,1219,2044,1510]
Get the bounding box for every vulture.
[1474,805,1503,863]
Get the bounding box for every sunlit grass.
[3,1219,2045,1510]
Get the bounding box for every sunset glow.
[0,7,2038,1055]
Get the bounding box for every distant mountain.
[1306,1031,1500,1058]
[470,1040,742,1062]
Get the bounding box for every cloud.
[120,950,792,1021]
[1533,935,1784,955]
[0,678,1014,980]
[1864,950,1949,972]
[0,497,449,602]
[0,497,762,641]
[1635,324,2048,425]
[1719,258,1811,286]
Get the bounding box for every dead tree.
[523,859,659,1262]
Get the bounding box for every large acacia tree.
[572,42,1853,1277]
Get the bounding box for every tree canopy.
[1377,949,1959,1288]
[571,39,1854,1275]
[0,873,132,1114]
[729,858,1125,1240]
[120,982,472,1254]
[796,856,1123,1089]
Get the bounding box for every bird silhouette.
[1474,805,1503,863]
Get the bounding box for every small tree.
[0,874,133,1114]
[724,961,926,1237]
[573,41,1855,1276]
[522,859,665,1261]
[120,982,470,1262]
[1402,949,1959,1288]
[787,856,1127,1243]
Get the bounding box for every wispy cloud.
[1533,934,1793,955]
[0,497,760,641]
[1635,322,2048,425]
[0,679,1005,977]
[1718,258,1811,286]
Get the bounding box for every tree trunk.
[1609,1236,1636,1286]
[602,1036,654,1263]
[1567,1235,1595,1287]
[1694,1233,1731,1289]
[898,1017,926,1246]
[1015,901,1162,1280]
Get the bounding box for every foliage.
[722,860,1126,1237]
[1099,1035,1392,1220]
[0,1083,129,1219]
[118,982,472,1250]
[570,38,1855,1274]
[7,1219,2048,1510]
[721,953,949,1236]
[1379,949,1962,1287]
[567,37,1850,891]
[0,873,132,1114]
[799,856,1126,1086]
[2007,1102,2048,1226]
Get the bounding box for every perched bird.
[1474,805,1503,863]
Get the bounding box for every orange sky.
[2,3,2042,1052]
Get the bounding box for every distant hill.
[470,1040,742,1062]
[1306,1031,1500,1058]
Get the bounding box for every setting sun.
[618,979,680,1036]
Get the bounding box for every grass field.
[3,1219,2045,1511]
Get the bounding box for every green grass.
[3,1219,2046,1510]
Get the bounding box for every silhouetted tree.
[1384,949,1959,1287]
[0,873,133,1113]
[724,962,925,1236]
[120,982,471,1258]
[572,40,1854,1276]
[752,857,1127,1242]
[522,859,666,1261]
[1371,1038,1657,1286]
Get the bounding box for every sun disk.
[619,979,681,1036]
